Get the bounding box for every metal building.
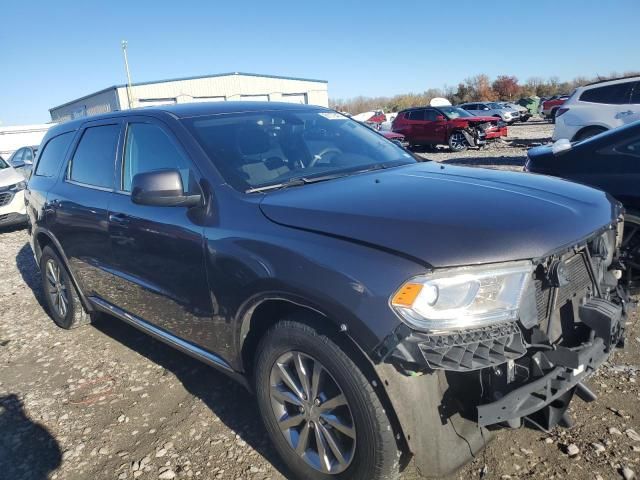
[49,72,329,122]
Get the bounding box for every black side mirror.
[131,169,201,207]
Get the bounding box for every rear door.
[405,109,427,143]
[47,119,122,299]
[106,116,213,347]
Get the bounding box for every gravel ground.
[0,119,638,480]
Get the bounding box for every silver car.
[458,102,520,123]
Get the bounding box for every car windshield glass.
[438,106,474,119]
[182,109,415,192]
[0,157,8,169]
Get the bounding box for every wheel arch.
[237,295,410,458]
[571,125,608,142]
[33,227,94,313]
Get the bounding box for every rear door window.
[580,82,633,104]
[34,132,75,178]
[69,124,120,188]
[424,109,439,121]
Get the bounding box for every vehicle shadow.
[0,394,62,480]
[16,243,47,310]
[90,316,289,476]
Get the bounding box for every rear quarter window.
[34,132,75,178]
[579,82,633,104]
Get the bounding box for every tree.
[492,75,519,100]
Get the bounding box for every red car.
[359,121,409,148]
[541,96,570,122]
[392,105,507,151]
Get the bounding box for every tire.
[40,246,90,329]
[254,320,400,480]
[622,212,640,294]
[572,127,607,142]
[448,131,468,152]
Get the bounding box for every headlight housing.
[391,260,533,332]
[9,181,27,192]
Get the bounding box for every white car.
[0,156,28,228]
[553,76,640,141]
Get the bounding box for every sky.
[1,0,638,125]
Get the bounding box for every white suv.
[553,76,640,141]
[0,156,28,228]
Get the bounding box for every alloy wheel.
[269,351,356,474]
[45,259,68,318]
[450,132,467,151]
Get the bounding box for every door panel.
[106,118,213,349]
[48,121,122,298]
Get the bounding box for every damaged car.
[392,105,507,151]
[27,102,629,480]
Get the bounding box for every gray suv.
[459,102,520,123]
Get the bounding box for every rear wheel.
[573,126,607,141]
[622,212,640,294]
[448,131,468,152]
[40,246,90,329]
[254,320,400,480]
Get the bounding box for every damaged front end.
[373,216,631,476]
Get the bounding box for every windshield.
[438,106,474,119]
[182,109,415,191]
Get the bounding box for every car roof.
[584,75,640,87]
[45,101,329,137]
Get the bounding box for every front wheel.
[254,320,400,480]
[448,131,468,152]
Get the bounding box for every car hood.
[259,163,618,268]
[0,167,24,187]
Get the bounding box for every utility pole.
[121,40,134,109]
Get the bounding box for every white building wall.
[0,124,53,158]
[51,73,329,122]
[122,74,328,108]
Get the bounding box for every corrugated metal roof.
[49,72,328,112]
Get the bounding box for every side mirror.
[435,115,446,121]
[131,169,201,207]
[483,107,490,111]
[11,159,25,168]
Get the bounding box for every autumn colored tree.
[492,75,520,100]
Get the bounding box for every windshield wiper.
[245,162,403,193]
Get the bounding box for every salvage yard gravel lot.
[1,119,639,480]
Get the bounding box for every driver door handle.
[109,213,130,225]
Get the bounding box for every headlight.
[391,260,533,332]
[9,181,27,192]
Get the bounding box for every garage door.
[195,96,226,102]
[239,95,270,102]
[280,93,308,104]
[138,98,176,107]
